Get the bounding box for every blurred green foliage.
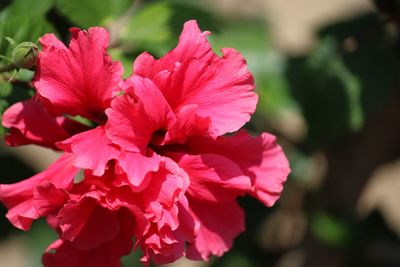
[0,0,54,57]
[55,0,131,28]
[311,211,351,248]
[287,14,399,149]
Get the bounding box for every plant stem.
[109,0,142,47]
[0,63,17,73]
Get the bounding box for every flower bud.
[12,42,39,69]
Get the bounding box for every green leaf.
[0,98,9,136]
[4,36,16,47]
[118,1,220,56]
[168,1,220,37]
[287,37,362,147]
[15,68,35,82]
[0,0,56,59]
[320,14,399,117]
[0,98,8,112]
[0,14,56,58]
[311,211,351,247]
[65,115,95,127]
[119,2,174,55]
[55,0,131,28]
[121,248,143,267]
[5,0,54,18]
[286,13,398,148]
[5,83,34,107]
[0,82,12,98]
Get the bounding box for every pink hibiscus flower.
[0,20,290,266]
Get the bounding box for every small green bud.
[12,42,39,69]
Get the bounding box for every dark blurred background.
[1,0,400,266]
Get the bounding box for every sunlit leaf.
[118,1,220,57]
[55,0,131,28]
[5,0,54,18]
[0,14,56,58]
[4,36,16,47]
[119,2,173,55]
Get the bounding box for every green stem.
[109,0,142,47]
[0,63,17,73]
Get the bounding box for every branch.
[109,0,142,47]
[0,63,17,73]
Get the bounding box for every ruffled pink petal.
[117,158,190,264]
[140,158,189,214]
[107,158,189,229]
[42,209,134,267]
[179,48,257,135]
[133,20,212,93]
[2,100,70,148]
[138,152,251,263]
[133,20,257,136]
[33,27,123,122]
[42,238,129,267]
[140,209,198,266]
[185,130,290,206]
[0,154,78,230]
[141,230,185,266]
[72,174,150,239]
[117,150,163,190]
[176,197,199,243]
[105,76,175,152]
[135,162,198,265]
[170,153,251,202]
[186,198,245,260]
[57,126,120,176]
[139,197,198,265]
[165,104,211,144]
[33,182,69,216]
[58,198,120,250]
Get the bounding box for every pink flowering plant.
[0,20,290,266]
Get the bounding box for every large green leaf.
[321,14,399,117]
[287,37,361,147]
[55,0,131,28]
[0,80,35,134]
[0,1,53,132]
[168,1,220,37]
[0,14,55,59]
[4,0,53,18]
[286,13,398,148]
[119,2,173,55]
[0,81,12,98]
[118,1,220,56]
[114,1,221,75]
